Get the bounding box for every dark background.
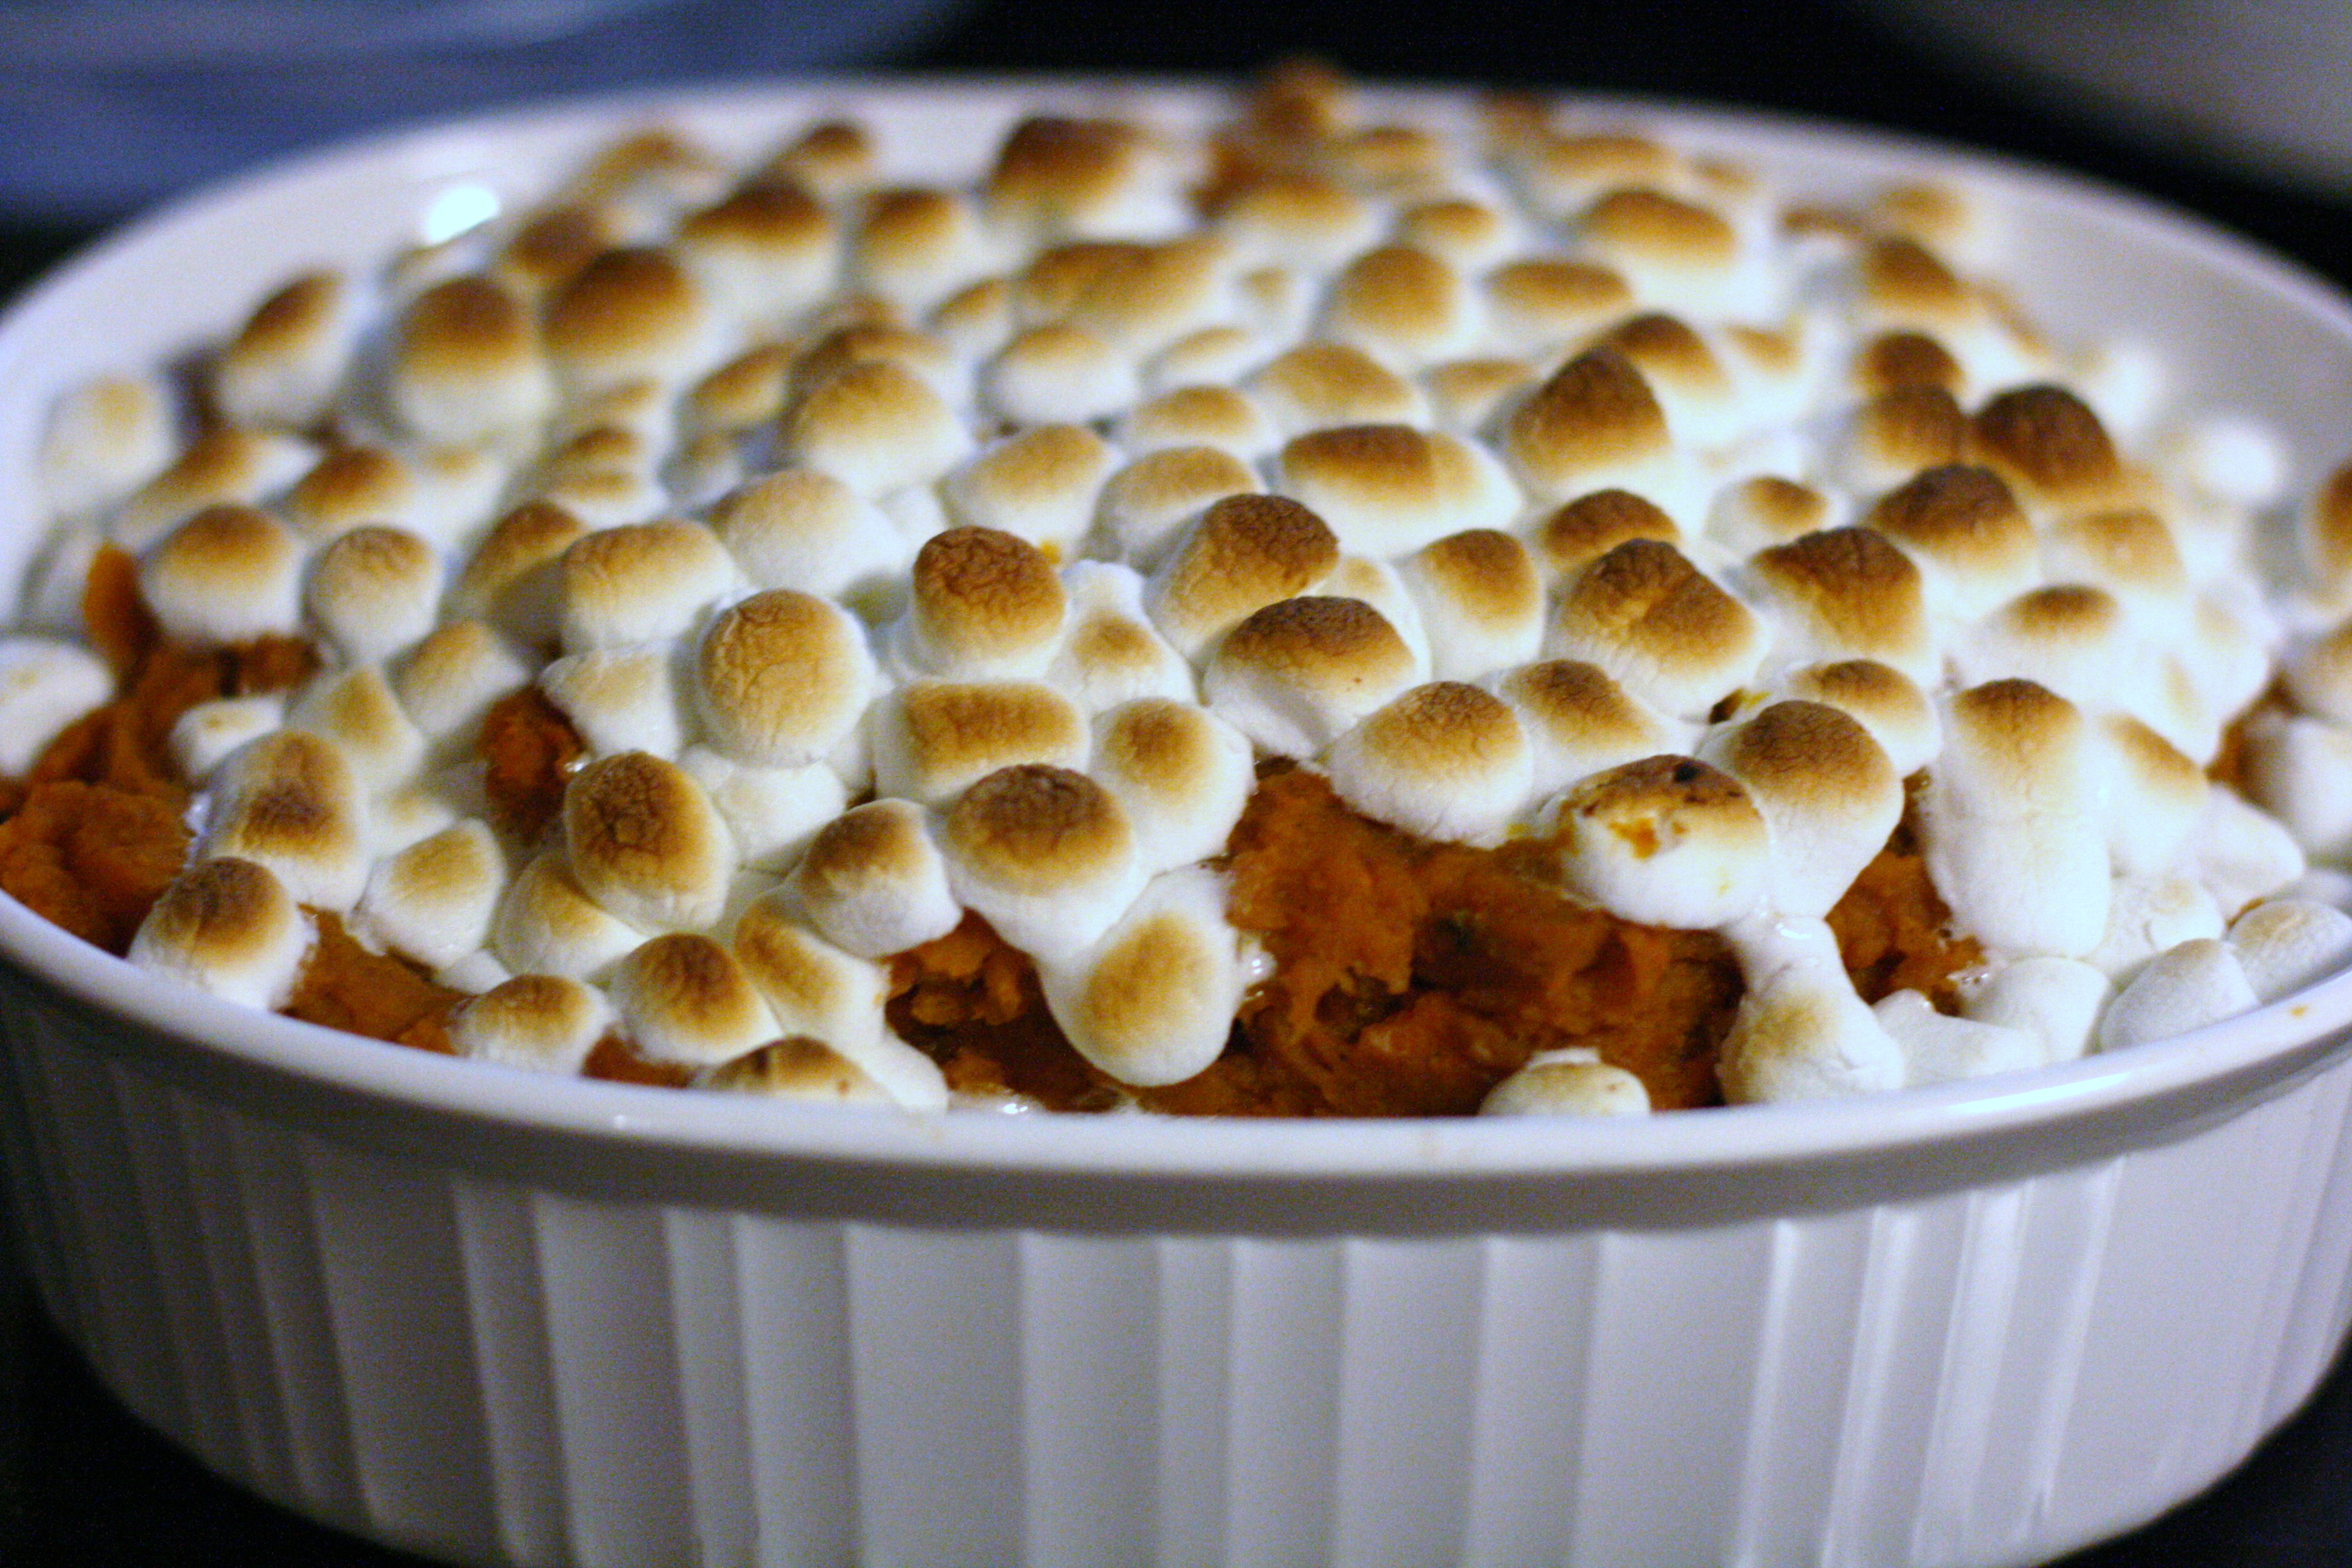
[4,0,2350,1562]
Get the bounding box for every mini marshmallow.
[276,446,410,546]
[1703,699,1901,920]
[1829,386,1970,498]
[980,324,1135,425]
[388,276,554,446]
[1714,912,1906,1101]
[1088,696,1255,871]
[707,468,906,608]
[673,182,837,329]
[687,343,791,436]
[392,621,529,749]
[869,678,1089,806]
[354,819,506,970]
[1202,595,1419,757]
[1094,446,1261,566]
[766,119,876,201]
[492,849,645,980]
[40,373,174,517]
[691,589,873,769]
[1117,385,1280,460]
[1704,475,1833,557]
[1486,658,1684,798]
[2190,785,2309,920]
[938,763,1147,964]
[446,975,612,1074]
[1028,236,1235,356]
[1144,494,1341,662]
[1873,988,2041,1086]
[853,186,996,312]
[1036,866,1244,1086]
[694,1038,893,1105]
[1543,540,1765,720]
[2097,938,2258,1051]
[731,887,895,1047]
[2229,899,2352,1005]
[1504,347,1678,507]
[1047,561,1194,713]
[1548,755,1769,928]
[1768,660,1939,779]
[1422,357,1539,433]
[679,745,846,871]
[1594,312,1742,448]
[2083,872,2225,986]
[449,500,586,646]
[1276,424,1518,557]
[1962,956,2109,1063]
[1511,132,1679,220]
[1326,681,1534,846]
[214,270,358,430]
[1862,464,2040,622]
[1951,585,2128,711]
[607,931,780,1066]
[113,428,316,552]
[539,644,689,759]
[2243,712,2352,863]
[128,858,312,1012]
[785,359,973,497]
[168,694,284,784]
[542,246,714,395]
[942,425,1117,555]
[1402,529,1544,681]
[2166,411,2290,510]
[563,750,734,932]
[201,729,370,912]
[286,665,425,793]
[1970,384,2128,514]
[1482,258,1634,355]
[1534,488,1682,575]
[1479,1048,1651,1116]
[1578,187,1754,317]
[1217,172,1382,271]
[494,202,619,299]
[2099,713,2208,876]
[1143,328,1270,394]
[2040,509,2189,624]
[931,278,1015,359]
[1321,244,1475,371]
[1247,342,1429,437]
[1397,197,1519,271]
[558,518,736,653]
[1853,330,1964,397]
[0,638,111,776]
[1745,527,1935,684]
[1322,555,1432,676]
[788,797,962,959]
[2285,618,2352,726]
[889,526,1068,682]
[304,526,441,665]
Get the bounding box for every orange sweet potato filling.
[480,685,586,840]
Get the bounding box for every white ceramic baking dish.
[2,79,2351,1568]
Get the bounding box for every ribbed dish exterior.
[6,978,2352,1568]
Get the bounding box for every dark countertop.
[2,0,2349,1561]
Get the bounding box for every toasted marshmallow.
[1217,172,1382,271]
[2083,872,2225,985]
[1702,700,1901,920]
[1037,237,1235,356]
[1422,357,1539,433]
[1962,956,2109,1063]
[40,373,174,517]
[494,203,619,298]
[869,678,1088,805]
[2099,713,2208,876]
[695,1037,899,1105]
[766,119,875,202]
[1951,585,2128,710]
[2190,785,2309,920]
[1922,680,2109,957]
[1970,385,2128,514]
[679,747,844,871]
[1578,188,1749,316]
[1762,660,1937,778]
[0,638,111,776]
[128,858,311,1011]
[1503,347,1679,507]
[449,500,584,645]
[1544,540,1764,719]
[558,518,735,653]
[1276,424,1517,557]
[1482,259,1633,355]
[1512,132,1678,219]
[733,897,910,1067]
[492,850,642,979]
[981,324,1138,425]
[604,933,776,1065]
[1089,696,1256,871]
[1048,561,1194,712]
[1853,330,1964,397]
[139,503,304,646]
[202,729,370,912]
[540,642,687,760]
[1831,386,1970,498]
[673,183,837,328]
[1863,464,2039,621]
[446,975,610,1073]
[1745,527,1935,684]
[939,763,1146,963]
[706,468,905,608]
[1487,658,1684,797]
[1547,756,1768,928]
[2285,618,2352,726]
[889,526,1067,681]
[1480,1048,1651,1116]
[1873,989,2041,1086]
[2241,711,2352,861]
[1248,342,1428,437]
[392,619,529,750]
[563,750,733,932]
[1534,488,1681,575]
[168,694,283,783]
[854,187,995,312]
[2041,509,2188,624]
[1321,556,1431,674]
[286,665,425,792]
[1705,475,1833,557]
[693,589,874,768]
[1094,446,1261,566]
[1118,387,1279,464]
[302,526,440,665]
[279,448,417,546]
[1402,529,1544,681]
[942,425,1117,555]
[1397,197,1518,271]
[930,277,1014,359]
[2229,900,2352,1005]
[1715,913,1906,1101]
[1036,866,1244,1086]
[2098,937,2258,1050]
[1144,494,1341,662]
[1322,245,1475,370]
[687,344,791,437]
[543,246,713,395]
[388,277,554,446]
[354,819,505,970]
[213,270,357,430]
[1327,681,1534,846]
[1202,595,1419,756]
[1143,328,1269,393]
[1328,122,1456,193]
[113,427,316,551]
[2299,461,2352,600]
[786,797,962,960]
[1594,312,1742,447]
[786,359,972,497]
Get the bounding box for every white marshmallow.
[1036,866,1244,1087]
[214,271,359,430]
[1486,658,1687,800]
[2098,938,2259,1051]
[2164,412,2290,509]
[538,644,691,760]
[305,526,442,666]
[447,975,612,1074]
[1873,988,2042,1086]
[491,850,645,981]
[1325,682,1534,846]
[709,468,907,607]
[941,425,1119,557]
[982,325,1139,425]
[558,519,736,654]
[201,730,371,913]
[1400,531,1544,684]
[2241,713,2352,862]
[869,679,1089,806]
[354,819,506,971]
[694,589,875,769]
[1702,699,1902,921]
[1716,912,1906,1101]
[787,797,964,960]
[0,638,112,776]
[678,746,846,871]
[2082,873,2225,987]
[609,932,780,1066]
[2227,899,2352,1005]
[168,694,284,785]
[1047,561,1195,714]
[286,665,427,795]
[731,893,895,1057]
[1479,1048,1651,1116]
[392,621,530,750]
[139,505,305,644]
[2190,786,2309,920]
[1089,696,1256,872]
[1961,956,2110,1063]
[113,427,318,552]
[41,373,175,517]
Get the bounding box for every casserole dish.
[1,77,2350,1568]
